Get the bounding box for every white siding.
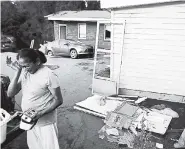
[100,0,183,9]
[111,3,185,95]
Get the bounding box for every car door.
[48,40,60,54]
[59,39,69,55]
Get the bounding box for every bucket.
[0,108,11,144]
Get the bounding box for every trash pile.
[74,94,180,148]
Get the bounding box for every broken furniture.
[104,102,139,129]
[74,95,185,148]
[75,95,172,135]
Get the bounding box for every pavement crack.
[70,123,85,149]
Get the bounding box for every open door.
[92,21,126,96]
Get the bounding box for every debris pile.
[74,94,180,148]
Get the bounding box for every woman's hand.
[31,113,42,121]
[32,109,44,121]
[6,56,22,72]
[7,57,22,98]
[24,108,44,122]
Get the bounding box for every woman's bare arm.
[33,87,63,120]
[7,69,22,98]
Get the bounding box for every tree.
[1,1,101,49]
[1,1,19,35]
[84,1,101,10]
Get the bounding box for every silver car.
[40,39,94,59]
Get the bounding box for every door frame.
[92,20,126,95]
[59,24,67,39]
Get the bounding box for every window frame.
[104,24,111,41]
[78,23,86,39]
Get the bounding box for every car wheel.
[47,50,54,57]
[70,49,78,59]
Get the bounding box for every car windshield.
[48,39,85,46]
[70,40,84,45]
[67,40,76,44]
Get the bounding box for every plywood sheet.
[75,95,122,116]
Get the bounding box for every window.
[78,23,86,39]
[104,24,111,40]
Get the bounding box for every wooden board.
[74,106,106,118]
[75,95,122,116]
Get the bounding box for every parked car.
[39,39,94,59]
[1,35,16,52]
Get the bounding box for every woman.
[7,48,63,149]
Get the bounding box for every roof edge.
[100,0,185,9]
[47,18,111,22]
[44,10,110,18]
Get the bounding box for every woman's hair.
[17,48,47,64]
